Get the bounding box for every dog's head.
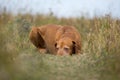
[55,37,76,55]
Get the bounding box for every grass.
[0,12,120,80]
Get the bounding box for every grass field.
[0,12,120,80]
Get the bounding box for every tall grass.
[0,13,120,80]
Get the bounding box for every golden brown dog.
[29,24,81,55]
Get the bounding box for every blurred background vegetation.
[0,11,120,80]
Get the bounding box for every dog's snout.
[57,49,69,56]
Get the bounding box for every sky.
[0,0,120,18]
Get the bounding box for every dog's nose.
[57,52,63,56]
[57,50,69,56]
[57,50,64,56]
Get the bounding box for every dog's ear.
[72,41,76,54]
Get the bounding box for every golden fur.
[29,24,81,55]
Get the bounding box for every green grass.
[0,13,120,80]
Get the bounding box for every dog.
[29,24,81,55]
